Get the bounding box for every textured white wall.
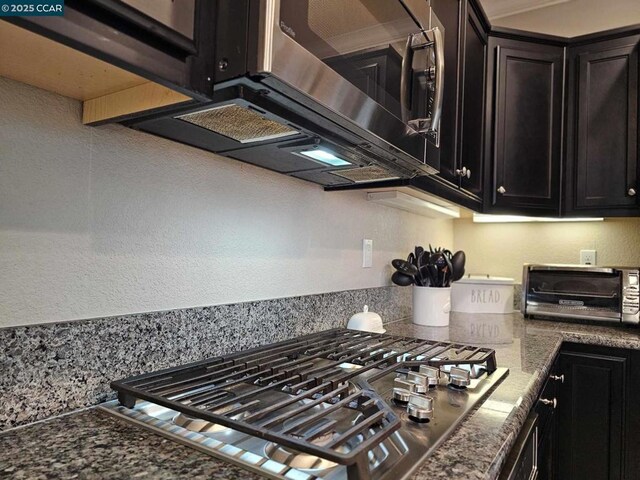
[0,78,453,327]
[453,217,640,282]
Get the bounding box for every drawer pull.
[497,185,506,194]
[550,374,564,383]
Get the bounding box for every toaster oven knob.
[448,367,471,388]
[406,372,429,393]
[407,394,434,422]
[629,188,637,197]
[419,365,441,387]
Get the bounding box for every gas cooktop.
[102,328,508,480]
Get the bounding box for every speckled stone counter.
[3,313,640,479]
[0,409,263,480]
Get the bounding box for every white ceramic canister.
[450,275,514,314]
[412,286,451,327]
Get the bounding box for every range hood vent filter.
[176,104,299,143]
[331,165,400,183]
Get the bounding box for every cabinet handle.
[550,374,564,383]
[497,186,506,194]
[455,167,471,178]
[539,397,557,409]
[629,188,637,197]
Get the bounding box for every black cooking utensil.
[417,251,430,268]
[392,258,418,277]
[407,252,417,268]
[429,253,449,287]
[427,264,439,287]
[415,246,424,261]
[392,271,414,287]
[451,250,466,282]
[418,265,431,287]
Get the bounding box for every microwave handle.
[400,33,418,125]
[400,27,444,135]
[430,26,444,134]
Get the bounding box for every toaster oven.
[522,264,640,324]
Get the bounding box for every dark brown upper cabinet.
[457,1,487,202]
[412,0,488,212]
[484,37,564,215]
[565,34,640,217]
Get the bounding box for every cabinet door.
[486,38,564,214]
[565,35,640,216]
[457,1,487,200]
[557,348,626,480]
[537,414,557,480]
[430,0,463,185]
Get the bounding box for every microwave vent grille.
[176,104,299,143]
[331,165,400,183]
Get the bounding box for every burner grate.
[111,329,498,479]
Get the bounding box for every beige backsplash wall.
[453,217,640,282]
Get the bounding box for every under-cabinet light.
[367,191,460,219]
[299,149,352,167]
[472,214,604,223]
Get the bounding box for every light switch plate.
[580,249,597,265]
[362,239,373,268]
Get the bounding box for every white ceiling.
[479,0,640,37]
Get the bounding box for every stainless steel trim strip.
[526,265,616,274]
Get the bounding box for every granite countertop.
[3,314,640,480]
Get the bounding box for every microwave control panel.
[622,269,640,323]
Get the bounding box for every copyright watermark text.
[0,0,64,16]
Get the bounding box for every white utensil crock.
[412,286,451,327]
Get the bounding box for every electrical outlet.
[580,249,597,265]
[362,239,373,268]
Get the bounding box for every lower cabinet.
[503,343,640,480]
[556,343,640,480]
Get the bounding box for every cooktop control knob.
[419,365,441,387]
[448,367,471,388]
[406,372,429,393]
[393,378,415,403]
[393,387,413,403]
[407,394,434,422]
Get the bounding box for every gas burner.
[264,418,346,472]
[173,401,250,435]
[264,441,344,472]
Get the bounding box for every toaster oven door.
[526,269,621,321]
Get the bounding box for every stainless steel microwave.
[522,264,640,324]
[130,0,444,187]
